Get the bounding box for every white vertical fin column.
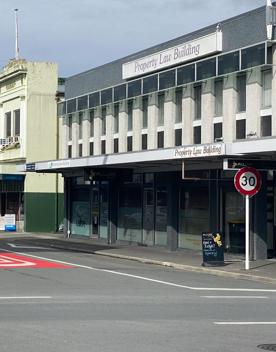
[132,97,142,151]
[164,89,175,148]
[148,93,158,149]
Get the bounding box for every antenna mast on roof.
[14,9,19,60]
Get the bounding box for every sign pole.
[234,167,261,271]
[245,195,250,270]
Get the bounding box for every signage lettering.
[122,31,222,79]
[174,143,225,159]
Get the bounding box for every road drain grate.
[258,345,276,351]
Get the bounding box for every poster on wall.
[4,214,16,231]
[71,202,90,236]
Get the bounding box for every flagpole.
[14,9,19,60]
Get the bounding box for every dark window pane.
[237,74,246,112]
[90,142,94,155]
[128,80,141,98]
[261,115,272,137]
[157,131,164,148]
[89,92,100,108]
[236,119,246,140]
[218,51,239,75]
[197,58,216,80]
[14,109,20,136]
[79,144,82,157]
[142,134,147,150]
[101,140,106,154]
[77,95,88,110]
[177,64,195,85]
[159,69,176,90]
[127,136,133,152]
[175,129,182,146]
[194,85,202,120]
[142,96,148,128]
[114,138,118,153]
[193,126,201,144]
[101,88,112,105]
[58,102,66,116]
[143,75,158,94]
[114,84,126,102]
[214,123,222,141]
[67,99,76,113]
[241,43,265,70]
[5,112,11,137]
[68,145,72,158]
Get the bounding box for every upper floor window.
[128,100,133,131]
[79,112,83,139]
[90,110,94,137]
[158,93,165,126]
[261,115,272,137]
[14,109,20,136]
[142,96,148,129]
[114,103,119,134]
[175,89,182,123]
[68,114,72,140]
[214,80,223,117]
[262,70,272,108]
[236,119,246,140]
[237,74,246,113]
[101,107,106,136]
[194,85,202,120]
[5,112,11,137]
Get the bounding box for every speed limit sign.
[234,166,262,197]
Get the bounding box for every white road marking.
[1,247,276,293]
[0,296,52,300]
[202,295,269,299]
[0,254,36,267]
[7,243,54,250]
[214,322,276,325]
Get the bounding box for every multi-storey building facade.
[34,3,276,259]
[0,59,63,231]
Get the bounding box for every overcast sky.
[0,0,266,77]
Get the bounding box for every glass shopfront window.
[155,187,168,246]
[99,182,109,239]
[179,186,209,250]
[117,176,142,243]
[71,187,90,236]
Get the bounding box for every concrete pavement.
[1,231,276,285]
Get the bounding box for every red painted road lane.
[0,252,72,269]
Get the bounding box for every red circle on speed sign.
[234,167,262,197]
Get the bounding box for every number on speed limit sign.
[234,167,261,197]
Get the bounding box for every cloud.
[0,0,266,76]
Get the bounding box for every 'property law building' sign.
[122,31,222,79]
[173,144,225,159]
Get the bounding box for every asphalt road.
[0,239,276,352]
